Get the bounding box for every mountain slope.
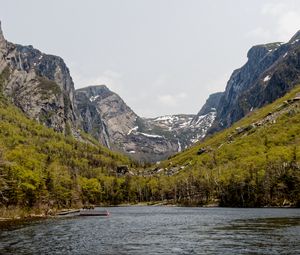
[151,86,300,206]
[0,83,137,210]
[75,85,220,162]
[147,91,222,150]
[211,31,300,133]
[0,21,221,162]
[75,85,179,162]
[0,21,79,135]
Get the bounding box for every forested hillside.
[0,74,136,214]
[1,75,300,214]
[147,86,300,207]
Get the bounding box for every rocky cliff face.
[75,85,178,162]
[147,93,221,151]
[0,21,216,162]
[211,31,300,133]
[75,85,138,149]
[196,92,223,116]
[75,86,218,162]
[0,21,78,134]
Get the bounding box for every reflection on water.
[0,207,300,255]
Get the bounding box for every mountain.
[151,86,300,206]
[0,80,136,209]
[147,92,223,150]
[1,21,300,210]
[75,85,220,162]
[0,21,220,162]
[75,85,177,162]
[195,92,223,116]
[0,21,78,135]
[210,30,300,133]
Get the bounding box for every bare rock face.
[0,21,78,134]
[1,21,217,162]
[210,31,300,133]
[196,92,223,116]
[75,85,179,162]
[75,85,138,149]
[75,85,220,162]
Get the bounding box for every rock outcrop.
[0,21,216,162]
[210,31,300,133]
[75,85,178,162]
[75,85,218,162]
[0,21,78,134]
[196,92,223,116]
[75,85,138,149]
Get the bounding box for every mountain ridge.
[0,21,219,162]
[75,85,217,162]
[210,31,300,133]
[2,21,300,164]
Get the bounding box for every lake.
[0,207,300,254]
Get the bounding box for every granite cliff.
[75,85,217,162]
[210,30,300,133]
[0,21,78,135]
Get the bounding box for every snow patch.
[154,115,179,123]
[177,140,182,152]
[179,121,190,128]
[90,95,100,102]
[283,52,288,58]
[138,132,163,138]
[128,150,136,154]
[127,126,138,135]
[291,39,299,45]
[263,75,271,82]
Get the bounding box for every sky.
[1,0,300,117]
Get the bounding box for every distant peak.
[88,84,109,90]
[289,30,300,43]
[80,84,111,93]
[76,84,113,98]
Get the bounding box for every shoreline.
[1,203,298,227]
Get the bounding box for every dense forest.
[154,86,300,207]
[0,81,300,216]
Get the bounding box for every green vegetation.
[0,67,299,216]
[37,77,61,96]
[151,86,300,207]
[0,94,137,216]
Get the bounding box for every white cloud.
[261,2,286,16]
[247,2,300,42]
[277,11,300,41]
[246,27,272,41]
[152,75,168,88]
[157,92,187,107]
[72,69,123,92]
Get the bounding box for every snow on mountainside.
[210,30,300,133]
[145,110,217,150]
[76,85,220,162]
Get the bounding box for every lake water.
[0,207,300,254]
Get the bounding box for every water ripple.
[1,207,300,254]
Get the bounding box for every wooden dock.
[57,209,80,216]
[57,209,109,217]
[79,210,109,216]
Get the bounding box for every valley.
[0,21,299,219]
